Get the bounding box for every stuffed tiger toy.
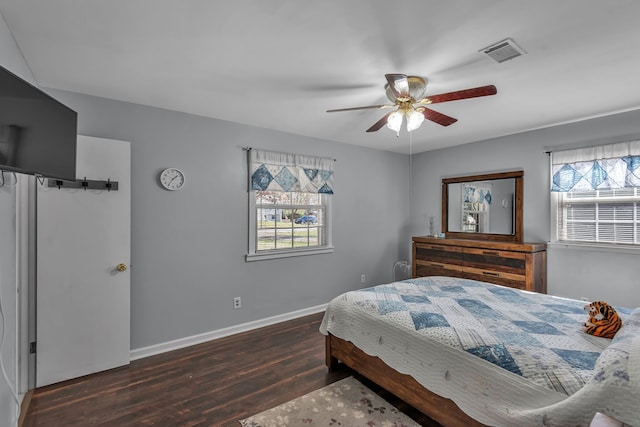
[583,301,622,339]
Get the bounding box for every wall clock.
[159,167,185,191]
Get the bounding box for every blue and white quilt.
[320,277,640,426]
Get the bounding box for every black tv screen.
[0,65,77,181]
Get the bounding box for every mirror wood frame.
[441,170,523,242]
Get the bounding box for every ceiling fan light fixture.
[386,111,403,135]
[406,109,425,132]
[385,76,427,102]
[327,74,496,134]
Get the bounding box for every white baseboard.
[130,303,328,361]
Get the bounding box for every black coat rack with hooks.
[47,177,119,191]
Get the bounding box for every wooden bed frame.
[326,333,488,427]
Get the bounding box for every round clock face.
[159,168,185,191]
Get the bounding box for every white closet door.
[36,135,131,387]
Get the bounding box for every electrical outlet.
[233,296,242,309]
[361,274,366,284]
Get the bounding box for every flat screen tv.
[0,65,77,181]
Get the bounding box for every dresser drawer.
[414,243,464,267]
[463,266,526,289]
[462,247,526,275]
[415,259,464,278]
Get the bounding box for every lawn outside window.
[247,191,333,261]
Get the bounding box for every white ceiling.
[2,0,640,154]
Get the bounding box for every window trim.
[547,241,640,255]
[246,191,333,262]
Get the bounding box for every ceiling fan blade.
[326,104,395,113]
[366,111,394,132]
[419,107,458,126]
[419,85,497,104]
[385,74,410,99]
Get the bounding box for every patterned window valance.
[463,182,492,206]
[551,140,640,192]
[249,149,334,194]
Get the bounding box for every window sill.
[547,241,640,255]
[245,246,334,262]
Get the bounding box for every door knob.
[116,263,128,272]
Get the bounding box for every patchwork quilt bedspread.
[320,276,640,426]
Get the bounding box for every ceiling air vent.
[481,38,526,63]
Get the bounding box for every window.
[554,188,640,245]
[249,190,331,256]
[247,149,334,261]
[551,141,640,248]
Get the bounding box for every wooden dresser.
[412,236,547,293]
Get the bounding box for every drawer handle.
[429,263,444,268]
[430,246,445,251]
[482,271,500,277]
[482,251,499,256]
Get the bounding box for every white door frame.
[15,174,32,411]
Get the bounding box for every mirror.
[442,171,523,242]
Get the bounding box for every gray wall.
[409,110,640,308]
[45,89,411,350]
[0,12,36,427]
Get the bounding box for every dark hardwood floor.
[22,312,440,426]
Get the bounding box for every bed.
[320,276,639,427]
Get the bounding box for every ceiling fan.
[326,74,497,135]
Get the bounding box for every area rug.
[239,376,420,426]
